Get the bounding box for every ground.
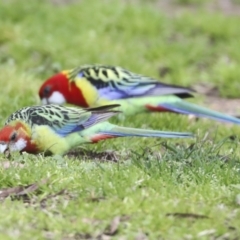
[1,0,240,239]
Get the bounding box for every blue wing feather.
[55,124,85,137]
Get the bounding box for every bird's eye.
[43,85,52,97]
[10,132,17,141]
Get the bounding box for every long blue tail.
[159,100,240,124]
[102,126,193,138]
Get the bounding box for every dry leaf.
[0,178,48,200]
[67,149,120,162]
[104,216,121,236]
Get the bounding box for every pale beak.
[0,144,11,158]
[0,143,8,153]
[4,148,11,158]
[41,98,48,105]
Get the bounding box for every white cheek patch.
[10,138,27,152]
[0,144,7,153]
[47,91,66,105]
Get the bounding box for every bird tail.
[90,125,193,143]
[146,100,240,124]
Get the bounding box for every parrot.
[38,64,240,124]
[0,104,193,156]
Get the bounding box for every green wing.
[68,64,193,99]
[6,104,120,137]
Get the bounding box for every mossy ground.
[0,0,240,239]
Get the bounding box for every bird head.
[39,72,69,105]
[0,123,37,156]
[39,70,89,107]
[0,125,28,155]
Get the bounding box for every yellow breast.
[32,125,69,155]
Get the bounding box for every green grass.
[1,0,240,238]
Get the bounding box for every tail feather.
[147,100,240,124]
[90,126,193,143]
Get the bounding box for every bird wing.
[68,65,194,100]
[5,104,121,137]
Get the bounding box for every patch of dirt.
[166,212,209,219]
[157,0,240,16]
[192,82,220,97]
[48,0,240,15]
[191,82,240,116]
[66,149,124,162]
[204,96,240,116]
[49,0,80,6]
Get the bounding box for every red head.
[0,123,38,155]
[39,71,88,107]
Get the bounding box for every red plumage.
[39,73,89,107]
[0,122,39,154]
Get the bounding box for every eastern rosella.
[0,104,193,156]
[38,64,240,124]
